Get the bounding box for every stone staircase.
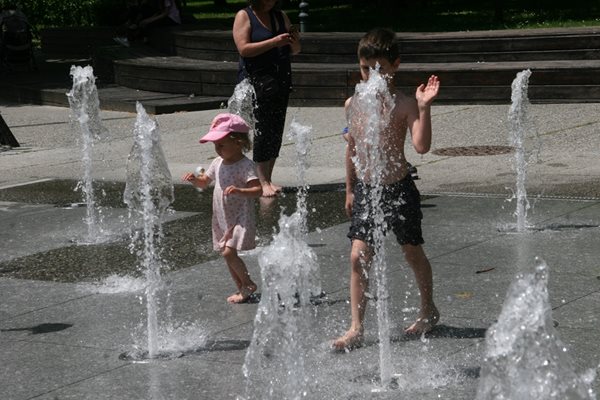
[4,26,600,114]
[110,26,600,106]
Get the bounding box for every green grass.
[183,0,600,32]
[182,0,246,28]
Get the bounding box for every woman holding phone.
[233,0,301,197]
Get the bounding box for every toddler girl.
[183,113,262,303]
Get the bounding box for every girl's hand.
[415,75,440,107]
[183,172,210,189]
[182,173,195,182]
[223,185,239,196]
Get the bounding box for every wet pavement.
[1,98,599,399]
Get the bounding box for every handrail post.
[299,1,309,32]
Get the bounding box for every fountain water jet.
[347,65,395,388]
[123,102,174,359]
[476,257,597,399]
[508,69,538,233]
[66,65,109,244]
[240,119,321,400]
[227,78,256,131]
[287,118,311,234]
[287,118,322,297]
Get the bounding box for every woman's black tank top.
[238,6,291,83]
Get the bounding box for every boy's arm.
[345,96,357,217]
[407,75,440,154]
[345,135,357,218]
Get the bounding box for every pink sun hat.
[199,113,250,143]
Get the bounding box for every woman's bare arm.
[233,10,296,58]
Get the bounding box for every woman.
[233,0,301,197]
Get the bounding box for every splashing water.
[508,69,536,233]
[227,78,256,131]
[288,118,311,232]
[123,102,174,358]
[85,274,147,294]
[476,257,597,400]
[347,65,396,388]
[288,119,322,296]
[125,319,209,361]
[66,65,109,244]
[241,211,319,399]
[241,120,321,400]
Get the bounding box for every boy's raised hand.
[415,75,440,106]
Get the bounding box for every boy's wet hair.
[229,131,253,153]
[358,28,399,63]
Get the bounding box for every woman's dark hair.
[248,0,281,11]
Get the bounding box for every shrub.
[10,0,123,28]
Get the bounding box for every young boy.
[333,28,440,351]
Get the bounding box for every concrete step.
[30,26,600,110]
[173,27,600,64]
[0,56,228,115]
[113,56,600,105]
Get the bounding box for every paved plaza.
[1,99,599,399]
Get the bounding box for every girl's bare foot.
[227,284,257,304]
[404,306,440,335]
[332,329,364,351]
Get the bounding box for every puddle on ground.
[0,179,349,282]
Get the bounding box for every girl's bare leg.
[222,246,257,303]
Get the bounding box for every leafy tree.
[14,0,122,28]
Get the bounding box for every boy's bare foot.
[404,307,440,335]
[227,284,257,304]
[332,329,364,351]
